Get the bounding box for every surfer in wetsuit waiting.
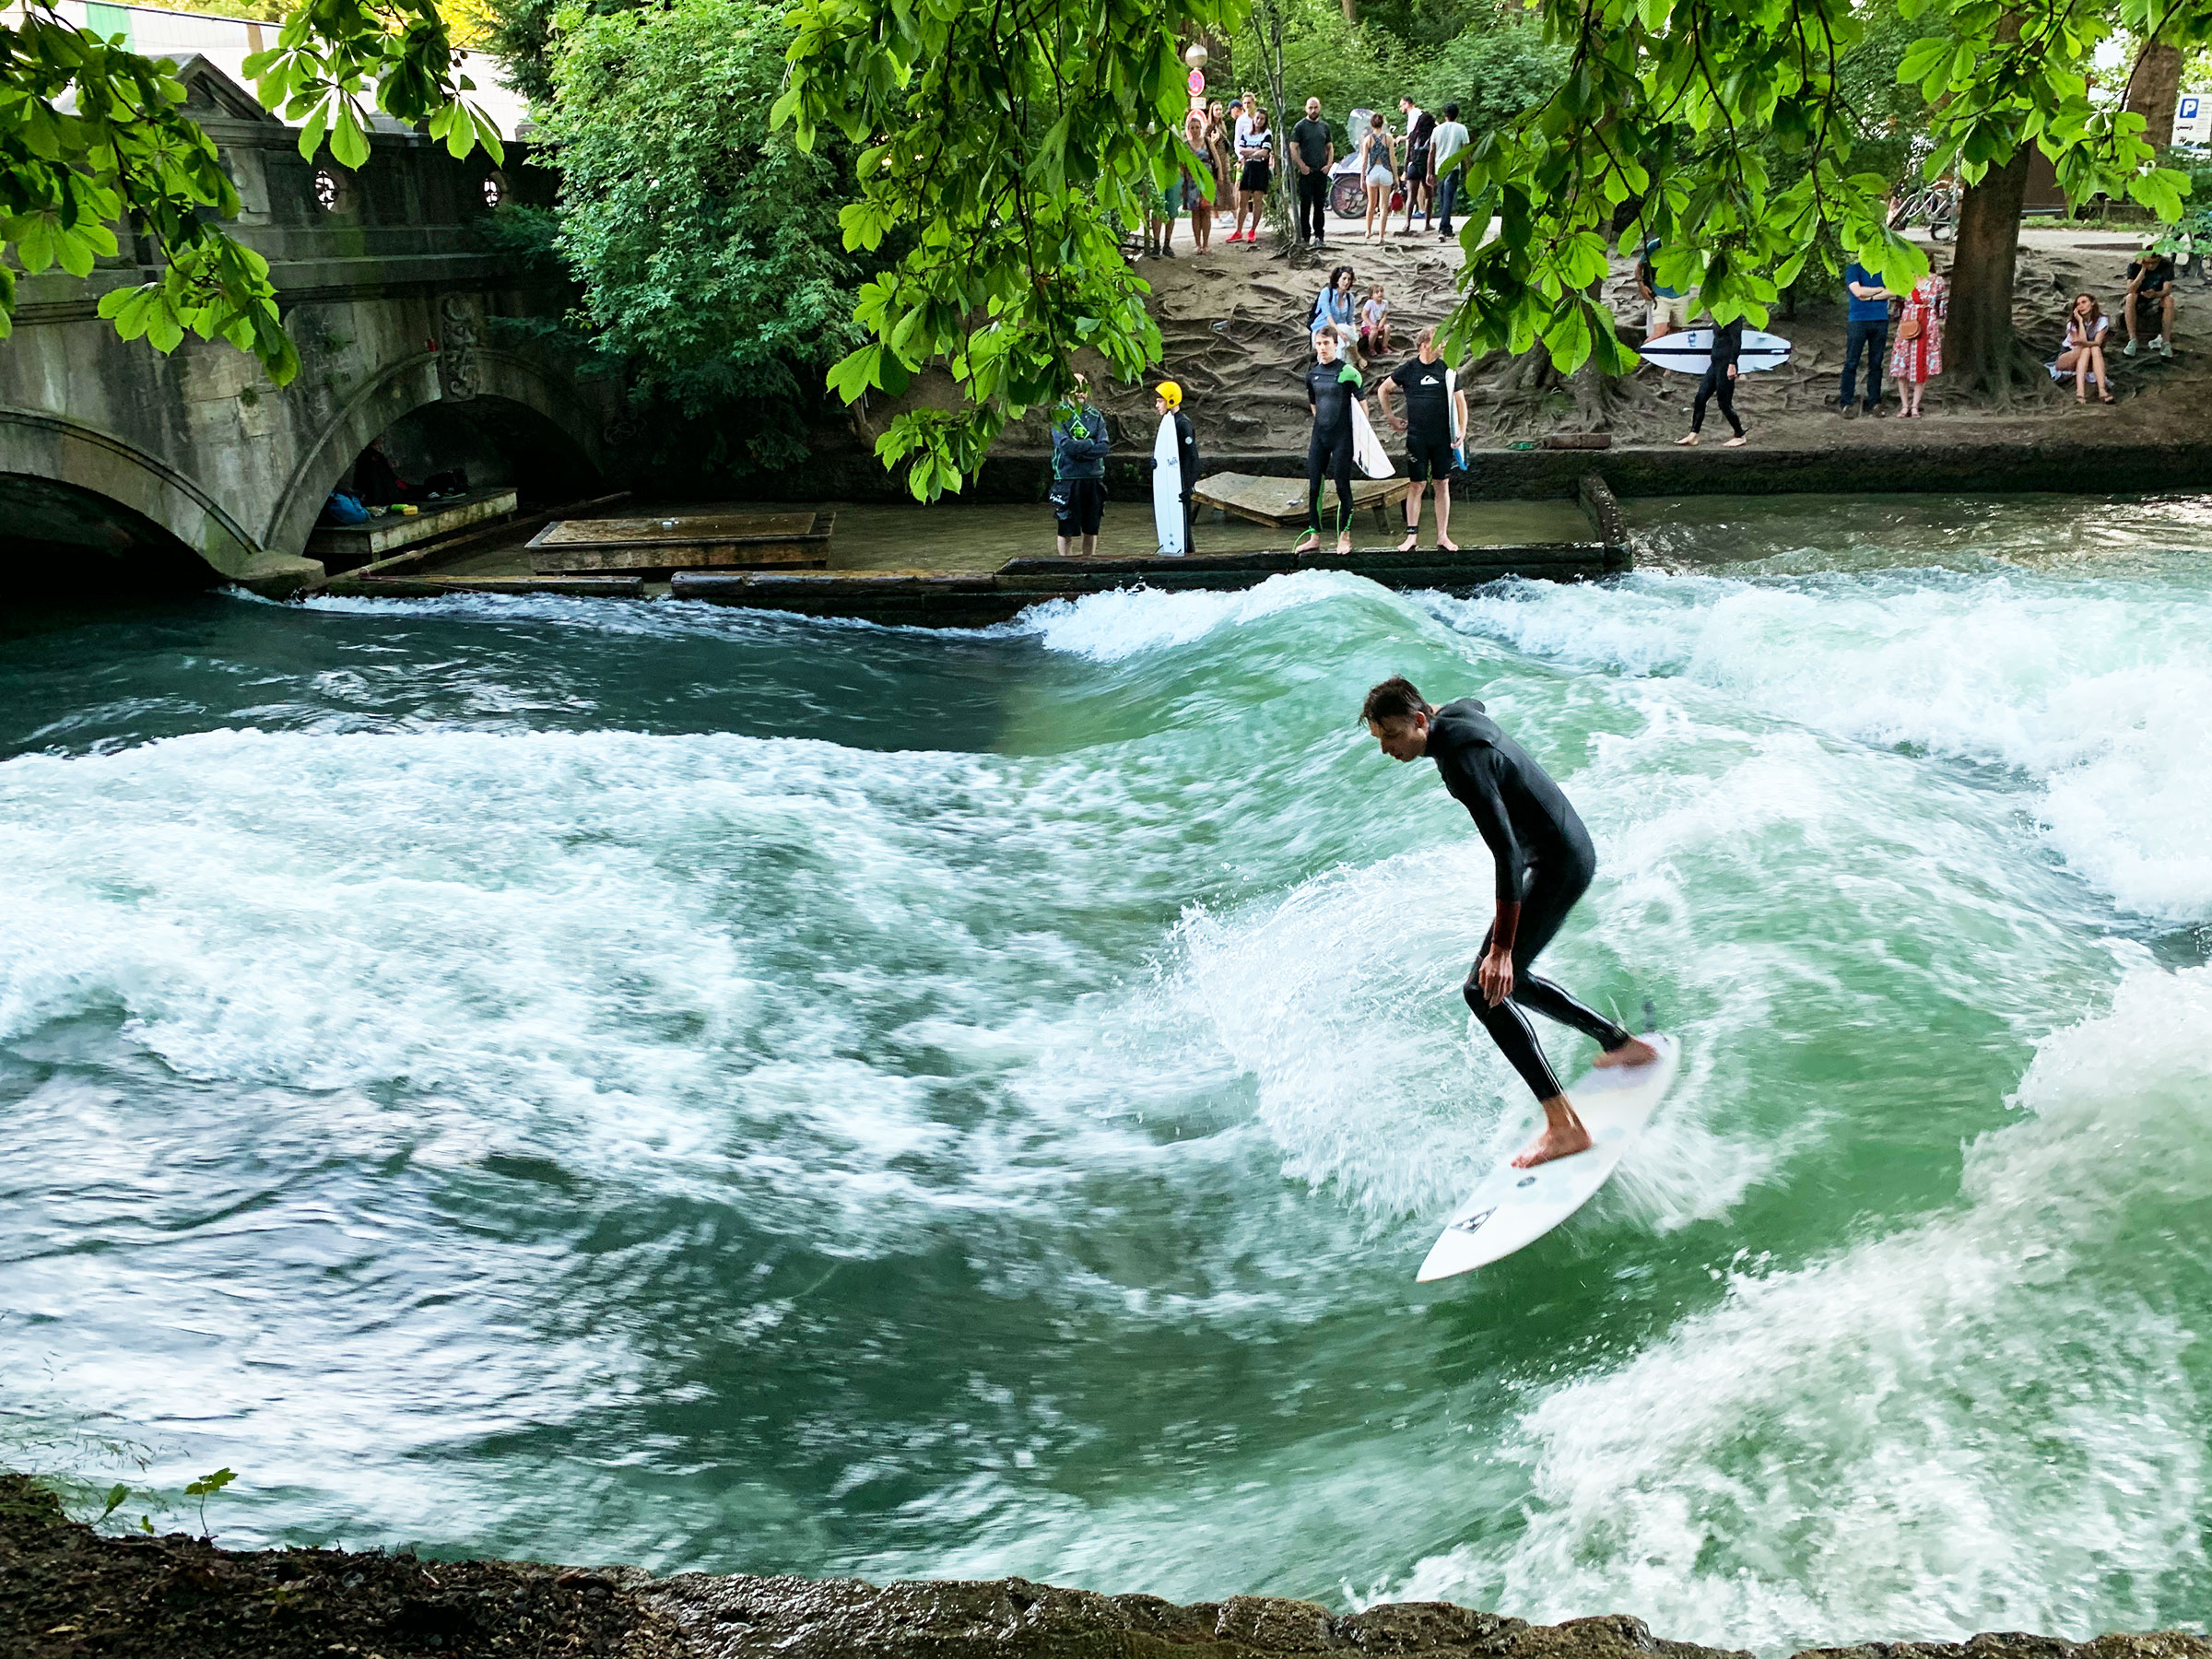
[1294,327,1363,559]
[1362,676,1658,1167]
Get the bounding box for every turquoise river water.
[4,493,2211,1651]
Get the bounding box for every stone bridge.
[0,55,618,594]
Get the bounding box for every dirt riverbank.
[7,1473,2212,1659]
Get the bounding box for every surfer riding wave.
[1363,677,1658,1167]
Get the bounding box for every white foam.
[1430,570,2212,923]
[1017,570,1382,662]
[1381,963,2212,1651]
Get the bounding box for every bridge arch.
[265,346,612,562]
[0,408,309,588]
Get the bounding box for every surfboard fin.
[1641,997,1657,1034]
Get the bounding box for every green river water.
[4,492,2210,1650]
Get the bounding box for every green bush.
[540,0,865,478]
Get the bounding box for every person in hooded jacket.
[1361,675,1660,1167]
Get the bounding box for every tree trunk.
[1945,145,2042,402]
[1340,0,1358,20]
[2127,41,2183,148]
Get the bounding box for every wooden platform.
[529,508,832,575]
[669,540,1623,629]
[1192,471,1410,530]
[307,488,519,571]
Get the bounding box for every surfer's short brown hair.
[1361,677,1433,726]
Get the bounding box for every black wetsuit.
[1305,360,1362,538]
[1692,316,1743,438]
[1427,698,1635,1100]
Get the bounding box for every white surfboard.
[1639,328,1792,376]
[1351,398,1394,479]
[1152,414,1187,557]
[1417,1033,1681,1281]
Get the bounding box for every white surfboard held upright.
[1351,398,1394,479]
[1417,1034,1682,1282]
[1151,414,1187,556]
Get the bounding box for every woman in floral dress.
[1887,270,1948,418]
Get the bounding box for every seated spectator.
[1359,282,1393,357]
[1311,264,1358,346]
[2123,251,2176,358]
[2054,291,2113,404]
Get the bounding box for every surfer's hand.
[1726,365,1737,380]
[1390,415,1407,431]
[1478,947,1514,1007]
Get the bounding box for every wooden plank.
[1190,470,1410,529]
[532,511,817,547]
[533,542,825,574]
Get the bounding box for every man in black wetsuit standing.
[1294,328,1363,558]
[1362,676,1657,1167]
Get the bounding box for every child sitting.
[1359,284,1393,356]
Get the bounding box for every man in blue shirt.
[1840,259,1895,417]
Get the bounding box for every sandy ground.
[1071,209,2210,459]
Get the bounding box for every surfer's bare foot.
[1676,431,1699,445]
[1336,532,1353,555]
[1396,532,1418,551]
[1512,1118,1592,1168]
[1593,1036,1660,1069]
[1437,537,1459,551]
[1292,533,1321,556]
[1722,435,1747,447]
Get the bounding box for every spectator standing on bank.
[1677,314,1747,446]
[1050,374,1110,557]
[1430,102,1470,240]
[2124,250,2177,358]
[1887,268,1947,418]
[1840,255,1894,417]
[1232,102,1273,244]
[1152,381,1201,552]
[1399,97,1434,233]
[2057,291,2114,403]
[1290,97,1335,248]
[1207,100,1238,223]
[1359,112,1396,245]
[1182,108,1217,253]
[1376,326,1468,550]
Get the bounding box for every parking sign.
[2177,94,2211,144]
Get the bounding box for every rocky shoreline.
[4,1475,2207,1659]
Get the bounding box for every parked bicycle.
[1890,180,1959,241]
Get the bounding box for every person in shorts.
[1232,101,1273,244]
[1049,374,1110,555]
[1375,326,1469,550]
